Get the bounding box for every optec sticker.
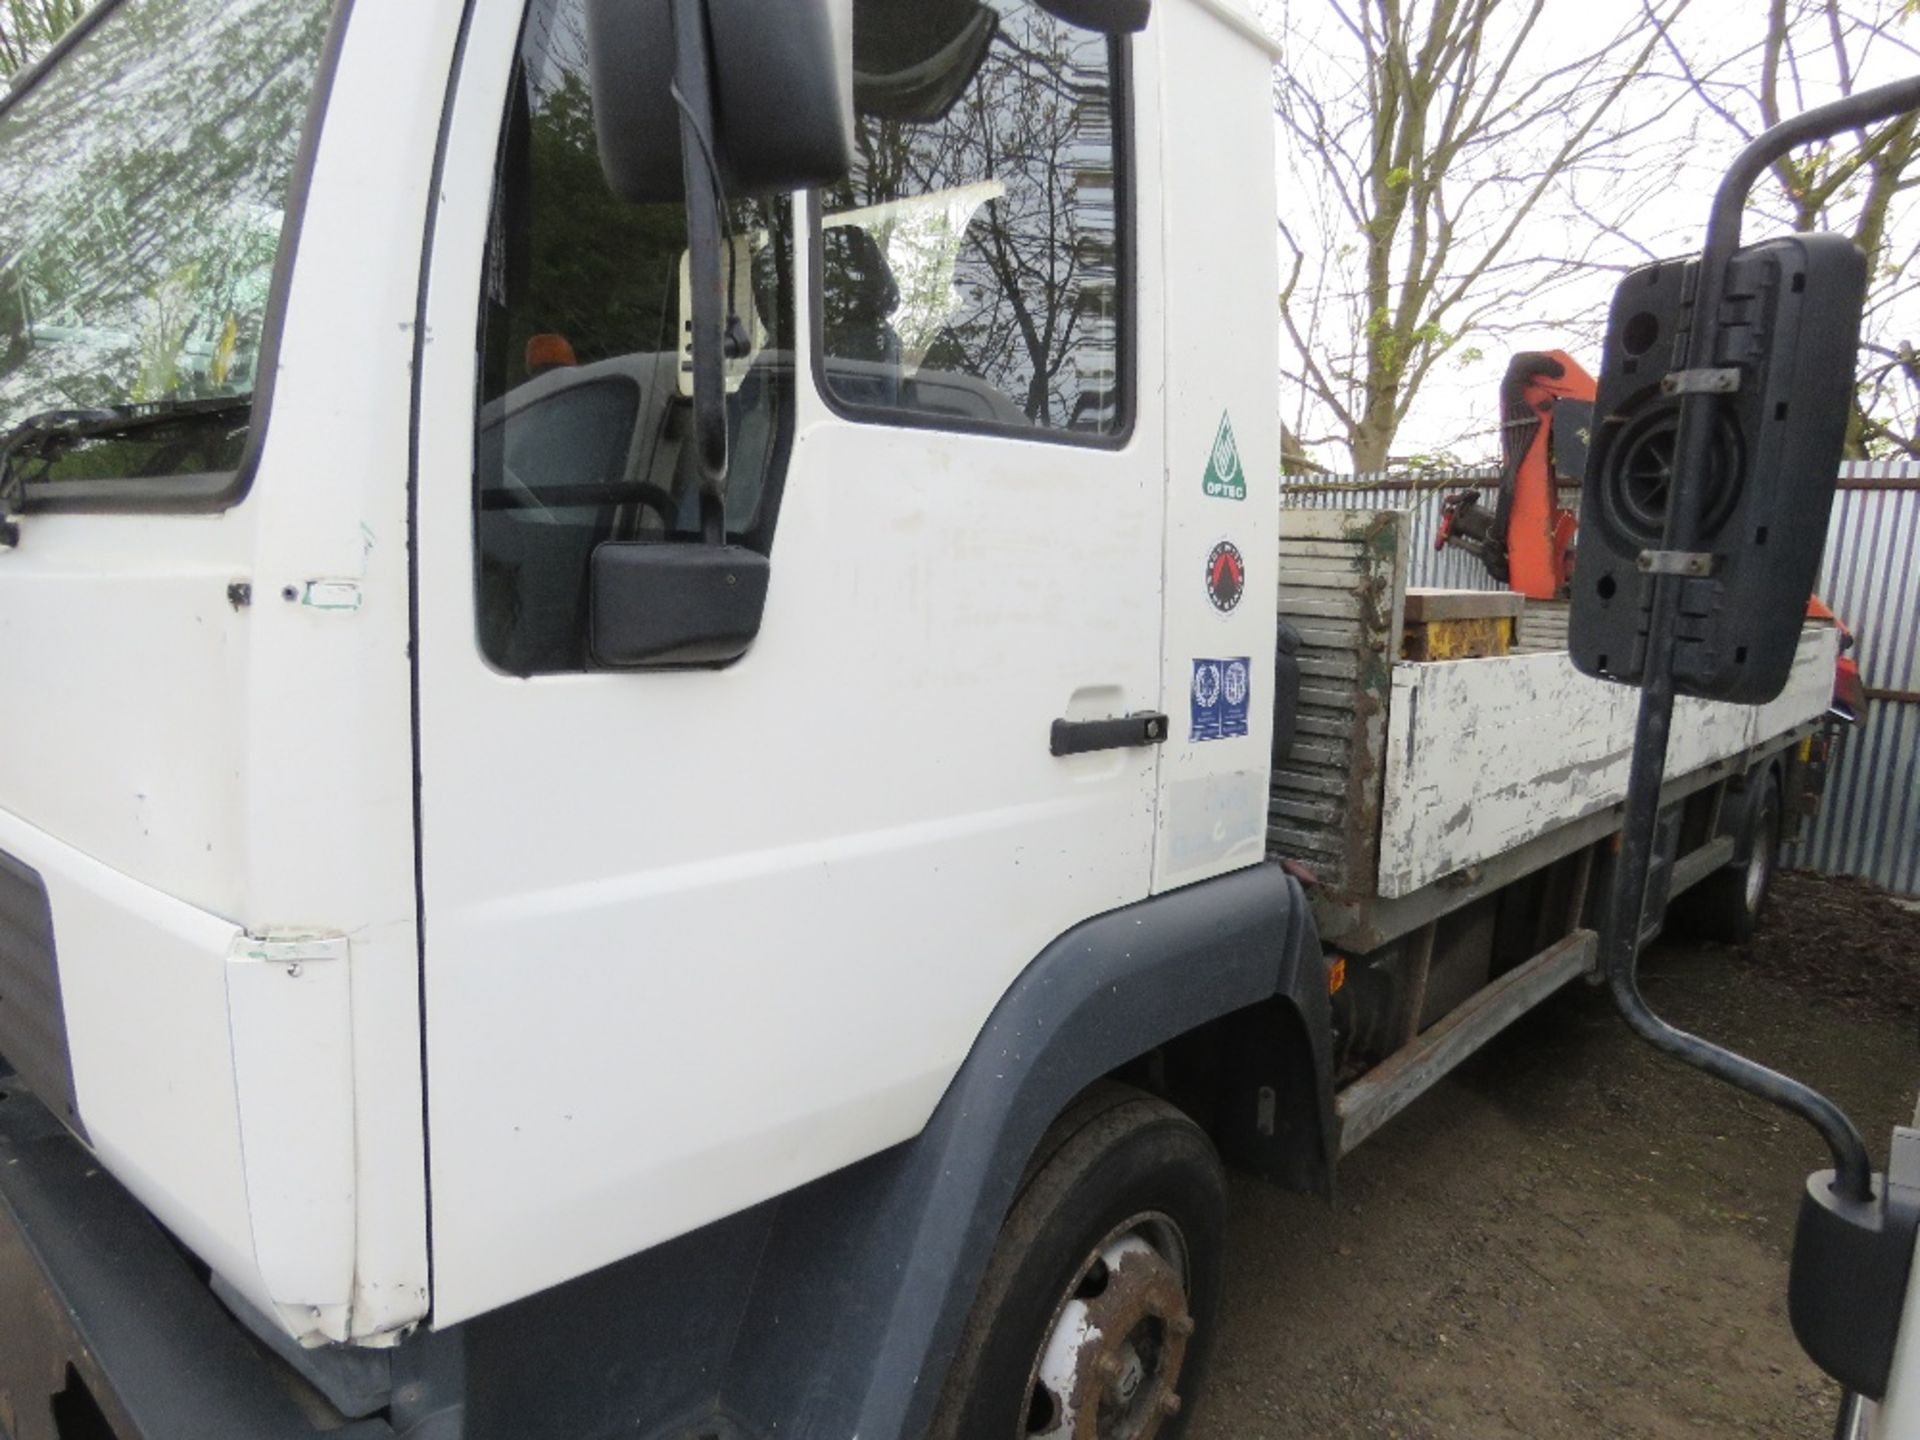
[1205,539,1245,614]
[1191,657,1251,741]
[1202,411,1245,501]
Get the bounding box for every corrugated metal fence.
[1282,462,1920,896]
[1281,468,1504,591]
[1785,462,1920,895]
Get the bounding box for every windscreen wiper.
[0,394,253,546]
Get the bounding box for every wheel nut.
[1160,1391,1184,1416]
[1169,1314,1196,1338]
[1094,1354,1122,1380]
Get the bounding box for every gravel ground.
[1189,870,1919,1440]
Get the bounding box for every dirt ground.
[1190,871,1920,1440]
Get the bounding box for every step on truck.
[0,1,1912,1436]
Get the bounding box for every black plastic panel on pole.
[1599,75,1920,1207]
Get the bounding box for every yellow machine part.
[1401,616,1514,662]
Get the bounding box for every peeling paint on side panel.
[1376,627,1838,897]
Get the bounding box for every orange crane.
[1436,349,1596,600]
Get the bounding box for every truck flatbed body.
[1270,506,1836,946]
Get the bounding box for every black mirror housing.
[586,0,854,205]
[589,541,771,668]
[1568,232,1866,704]
[1035,0,1150,32]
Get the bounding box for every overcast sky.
[1254,1,1920,471]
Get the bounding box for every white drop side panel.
[1376,627,1839,898]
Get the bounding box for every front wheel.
[928,1084,1227,1440]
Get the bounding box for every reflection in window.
[476,0,792,676]
[0,0,331,485]
[819,0,1125,437]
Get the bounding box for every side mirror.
[586,0,854,205]
[589,541,770,668]
[1571,78,1920,1416]
[587,0,852,519]
[1035,0,1151,31]
[1568,232,1865,704]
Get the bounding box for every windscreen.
[0,0,333,492]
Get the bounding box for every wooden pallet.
[1269,508,1407,901]
[1515,597,1571,654]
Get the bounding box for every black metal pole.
[670,0,730,522]
[1600,75,1920,1206]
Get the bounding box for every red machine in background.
[1809,595,1869,721]
[1436,350,1596,600]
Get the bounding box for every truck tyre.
[1683,773,1782,943]
[928,1083,1226,1440]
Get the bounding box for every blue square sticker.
[1191,657,1251,741]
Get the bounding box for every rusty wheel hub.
[1024,1216,1194,1439]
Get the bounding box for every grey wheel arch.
[723,861,1333,1438]
[382,863,1333,1440]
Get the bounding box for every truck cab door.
[411,0,1167,1322]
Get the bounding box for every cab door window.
[475,0,794,675]
[815,0,1128,441]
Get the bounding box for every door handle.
[1049,712,1168,757]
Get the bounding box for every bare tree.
[946,21,1117,427]
[0,0,85,81]
[1273,0,1689,471]
[1652,0,1920,459]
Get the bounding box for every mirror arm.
[1704,76,1920,274]
[1598,78,1920,1207]
[670,0,731,521]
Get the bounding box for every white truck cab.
[0,1,1905,1436]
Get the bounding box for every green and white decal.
[1201,411,1244,501]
